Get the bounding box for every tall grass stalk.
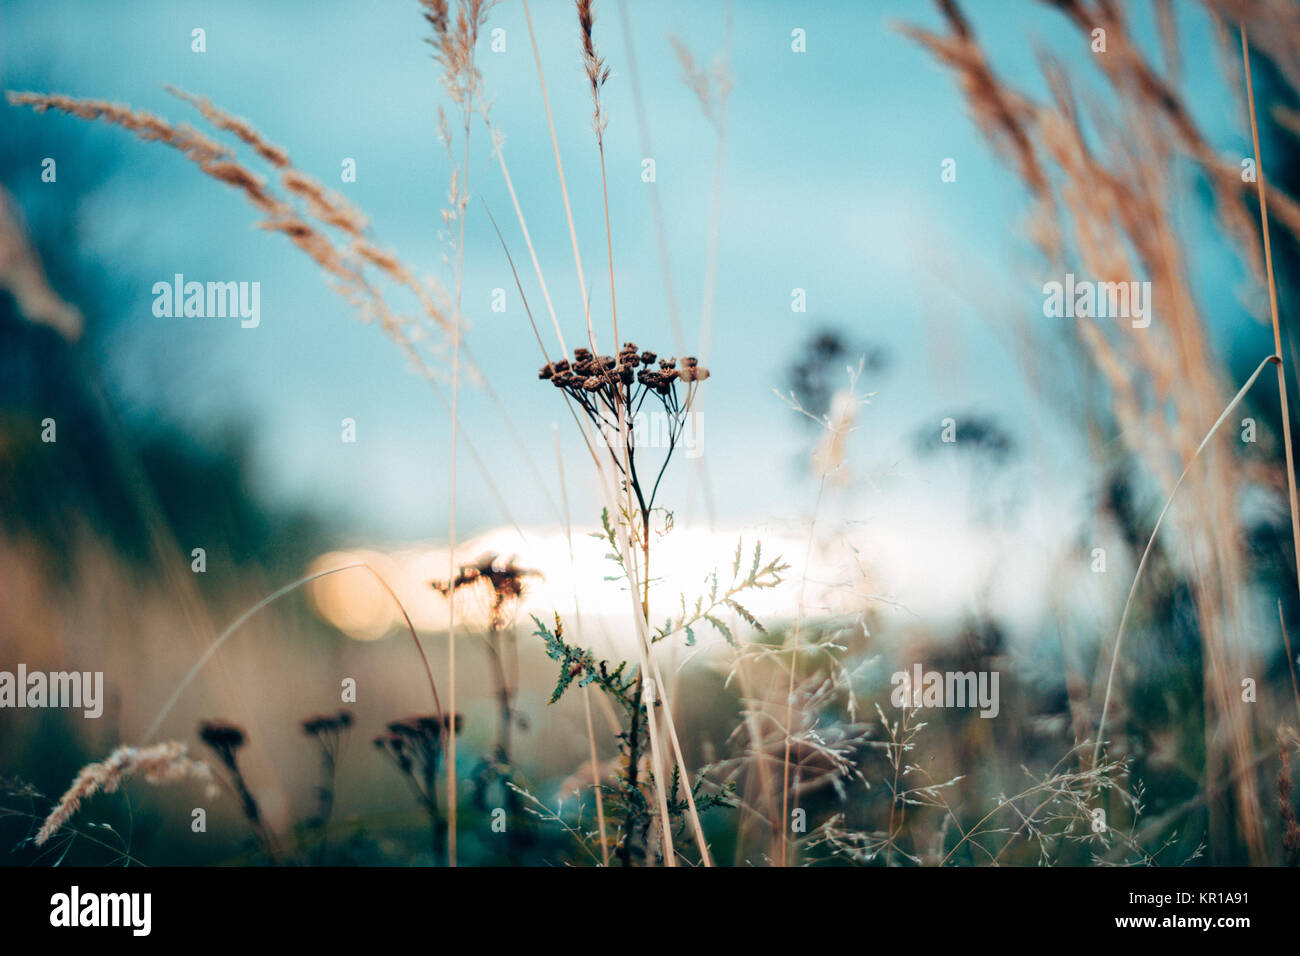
[779,476,827,866]
[1242,28,1300,609]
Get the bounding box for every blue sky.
[2,0,1260,551]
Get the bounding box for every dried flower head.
[432,552,541,631]
[540,342,709,522]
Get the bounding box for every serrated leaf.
[704,614,736,647]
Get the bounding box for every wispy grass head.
[577,0,611,137]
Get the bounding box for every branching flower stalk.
[374,714,463,862]
[432,552,541,860]
[300,710,354,860]
[542,345,710,863]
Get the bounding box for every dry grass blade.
[35,743,213,846]
[143,563,442,745]
[1092,354,1280,770]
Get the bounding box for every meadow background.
[1,0,1299,866]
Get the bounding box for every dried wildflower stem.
[581,0,674,862]
[1092,354,1280,770]
[592,452,676,864]
[525,0,678,862]
[592,0,713,864]
[1243,28,1300,609]
[143,563,441,744]
[554,425,611,865]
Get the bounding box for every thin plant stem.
[781,474,826,866]
[1091,354,1279,770]
[142,562,441,745]
[553,425,610,865]
[483,129,569,357]
[522,0,597,353]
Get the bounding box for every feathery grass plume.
[0,185,82,341]
[279,168,369,237]
[5,89,456,381]
[577,0,611,138]
[6,91,231,165]
[35,742,212,846]
[669,33,731,130]
[424,0,492,109]
[163,86,291,167]
[7,87,554,535]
